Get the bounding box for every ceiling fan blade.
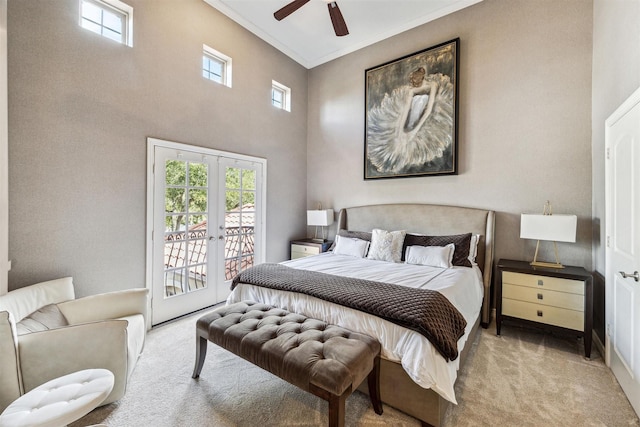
[327,2,349,36]
[274,0,311,21]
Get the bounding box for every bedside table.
[496,259,593,358]
[290,238,333,260]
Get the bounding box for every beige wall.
[8,0,621,295]
[8,0,308,294]
[307,0,594,269]
[591,0,640,275]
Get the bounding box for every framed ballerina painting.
[364,38,459,179]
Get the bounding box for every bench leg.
[367,356,383,415]
[192,331,208,379]
[328,390,347,427]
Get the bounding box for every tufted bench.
[192,301,383,427]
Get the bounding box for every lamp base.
[530,240,565,269]
[530,261,565,269]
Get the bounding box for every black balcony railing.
[163,226,254,296]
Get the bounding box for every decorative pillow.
[367,229,406,263]
[329,230,372,251]
[333,235,370,258]
[15,304,69,336]
[405,243,455,268]
[402,232,473,267]
[468,234,481,265]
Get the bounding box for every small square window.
[203,45,232,88]
[272,80,291,112]
[79,0,133,47]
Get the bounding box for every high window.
[79,0,133,47]
[203,45,232,88]
[271,80,291,112]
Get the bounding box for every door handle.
[619,271,639,282]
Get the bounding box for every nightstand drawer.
[502,299,584,330]
[291,244,320,259]
[502,283,584,311]
[502,271,584,295]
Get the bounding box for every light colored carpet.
[73,310,640,427]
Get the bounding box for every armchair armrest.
[57,288,148,325]
[0,311,21,412]
[18,320,129,405]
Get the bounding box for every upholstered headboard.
[337,203,495,327]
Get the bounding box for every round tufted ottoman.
[0,369,114,427]
[192,300,383,427]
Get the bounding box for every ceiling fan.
[274,0,349,37]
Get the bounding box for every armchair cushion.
[15,304,68,336]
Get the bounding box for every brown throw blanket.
[232,263,467,361]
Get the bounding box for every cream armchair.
[0,277,148,413]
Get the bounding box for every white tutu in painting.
[367,71,454,175]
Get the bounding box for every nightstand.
[496,258,593,358]
[290,238,333,260]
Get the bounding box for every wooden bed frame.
[338,203,495,427]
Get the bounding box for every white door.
[147,139,266,325]
[605,86,640,418]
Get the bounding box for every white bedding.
[226,252,484,404]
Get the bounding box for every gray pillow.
[16,304,69,335]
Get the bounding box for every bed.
[227,203,495,427]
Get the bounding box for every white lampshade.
[520,214,577,242]
[307,209,334,227]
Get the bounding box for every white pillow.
[405,243,454,268]
[367,229,406,263]
[333,235,370,258]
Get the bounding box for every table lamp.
[520,202,577,269]
[307,207,334,242]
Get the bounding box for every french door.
[147,138,265,325]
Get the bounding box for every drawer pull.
[537,310,543,317]
[537,293,543,300]
[537,279,544,286]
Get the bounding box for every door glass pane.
[226,190,240,211]
[189,162,208,187]
[164,159,209,299]
[225,258,240,281]
[226,167,240,189]
[189,239,207,265]
[165,188,185,214]
[242,169,256,190]
[166,160,185,185]
[164,268,186,297]
[166,214,186,232]
[164,233,186,269]
[189,265,207,291]
[189,189,207,212]
[241,255,254,272]
[242,191,255,207]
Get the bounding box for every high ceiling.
[203,0,482,69]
